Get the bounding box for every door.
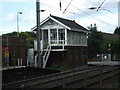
[43,30,48,49]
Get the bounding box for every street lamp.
[17,12,22,37]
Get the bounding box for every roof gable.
[51,15,88,31]
[32,15,88,32]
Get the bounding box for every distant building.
[32,15,88,68]
[1,36,27,67]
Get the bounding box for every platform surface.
[0,66,26,70]
[87,61,120,65]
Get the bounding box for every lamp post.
[17,12,22,37]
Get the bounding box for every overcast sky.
[0,0,119,35]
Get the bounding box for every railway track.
[2,65,120,89]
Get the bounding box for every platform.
[0,66,26,70]
[87,61,120,65]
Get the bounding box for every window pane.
[58,29,65,44]
[50,29,57,44]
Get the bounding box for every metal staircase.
[42,45,51,68]
[35,45,51,68]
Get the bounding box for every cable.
[63,0,73,13]
[40,2,76,15]
[62,0,117,27]
[39,0,117,27]
[97,0,106,11]
[87,0,117,14]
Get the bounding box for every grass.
[117,83,120,89]
[47,66,74,71]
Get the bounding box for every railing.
[50,40,66,50]
[43,45,51,68]
[17,59,23,66]
[50,40,65,45]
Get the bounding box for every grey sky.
[0,0,119,35]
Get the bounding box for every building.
[32,15,88,68]
[1,36,27,67]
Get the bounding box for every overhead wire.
[62,0,117,27]
[87,0,118,15]
[96,0,106,11]
[40,2,76,15]
[87,0,118,19]
[39,0,117,27]
[63,0,73,13]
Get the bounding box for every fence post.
[99,66,102,86]
[18,59,20,66]
[21,59,22,66]
[112,65,115,87]
[62,76,65,88]
[84,71,87,88]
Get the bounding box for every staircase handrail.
[43,45,51,68]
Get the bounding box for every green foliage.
[2,31,37,48]
[114,27,120,56]
[48,66,73,71]
[101,38,118,54]
[26,37,36,48]
[3,31,18,37]
[114,27,120,35]
[88,25,120,60]
[88,24,104,58]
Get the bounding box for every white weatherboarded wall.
[67,30,87,46]
[40,19,65,30]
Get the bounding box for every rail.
[2,66,120,89]
[50,40,66,50]
[43,45,51,68]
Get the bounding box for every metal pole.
[17,12,22,37]
[17,13,19,37]
[36,0,41,67]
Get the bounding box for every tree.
[114,27,120,58]
[114,27,120,35]
[88,24,104,59]
[3,31,18,37]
